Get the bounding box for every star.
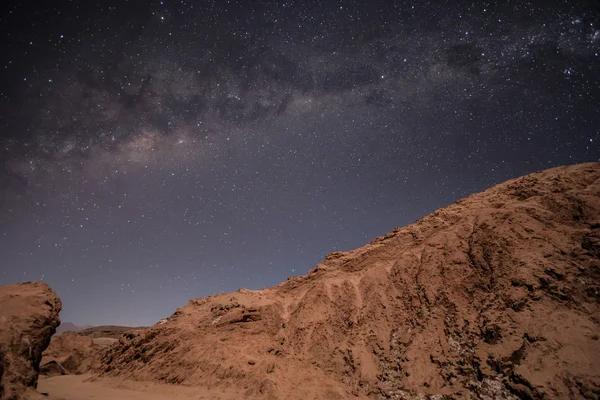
[0,0,598,326]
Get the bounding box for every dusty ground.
[36,374,247,400]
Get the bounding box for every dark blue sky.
[1,0,599,326]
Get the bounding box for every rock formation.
[0,282,62,400]
[38,326,144,380]
[93,163,600,399]
[40,332,99,376]
[95,162,600,399]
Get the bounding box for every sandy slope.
[91,162,600,399]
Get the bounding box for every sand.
[37,375,246,400]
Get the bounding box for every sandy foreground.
[37,374,247,400]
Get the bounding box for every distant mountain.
[55,322,92,334]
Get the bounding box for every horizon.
[9,162,599,326]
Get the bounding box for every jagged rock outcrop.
[96,163,600,399]
[0,282,62,400]
[40,332,99,376]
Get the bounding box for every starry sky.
[1,0,599,326]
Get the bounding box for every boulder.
[0,282,61,400]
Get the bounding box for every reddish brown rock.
[0,282,62,400]
[88,162,598,398]
[40,332,99,376]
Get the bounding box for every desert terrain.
[1,162,599,399]
[36,374,247,400]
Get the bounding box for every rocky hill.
[0,282,62,400]
[95,162,600,399]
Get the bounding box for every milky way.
[1,0,599,325]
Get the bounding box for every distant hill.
[55,322,92,334]
[78,325,146,339]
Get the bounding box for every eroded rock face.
[97,163,600,399]
[0,282,62,400]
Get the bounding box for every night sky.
[1,0,599,326]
